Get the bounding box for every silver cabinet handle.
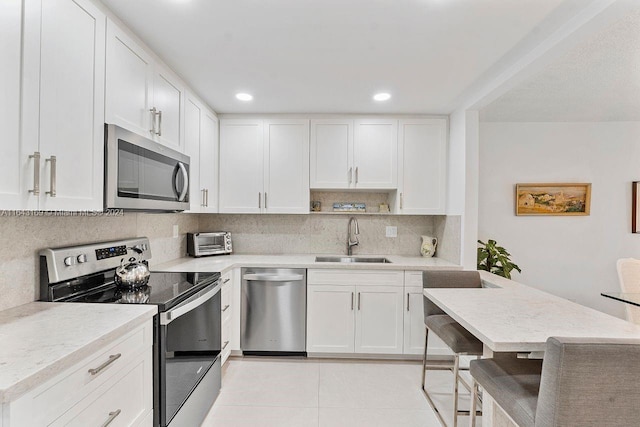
[355,167,359,184]
[201,189,206,207]
[45,156,56,197]
[222,340,230,350]
[357,292,361,310]
[150,107,157,134]
[407,293,410,311]
[222,304,230,312]
[351,292,354,310]
[258,192,261,209]
[348,167,353,186]
[205,188,209,207]
[223,278,230,284]
[264,192,268,210]
[88,353,121,375]
[400,192,403,210]
[157,110,163,136]
[101,409,121,427]
[29,152,41,195]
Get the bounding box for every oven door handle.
[160,281,221,326]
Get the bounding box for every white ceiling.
[480,9,640,122]
[100,0,568,114]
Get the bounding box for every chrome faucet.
[347,217,360,255]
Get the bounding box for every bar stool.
[421,270,484,427]
[469,337,640,427]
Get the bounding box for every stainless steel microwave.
[105,124,190,211]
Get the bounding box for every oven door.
[105,124,190,211]
[157,281,222,427]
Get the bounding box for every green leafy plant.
[477,239,521,279]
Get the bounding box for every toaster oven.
[188,232,233,257]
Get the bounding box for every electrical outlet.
[385,226,397,238]
[172,224,179,238]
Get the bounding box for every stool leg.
[453,354,460,427]
[469,379,477,427]
[421,326,429,390]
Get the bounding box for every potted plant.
[477,239,521,279]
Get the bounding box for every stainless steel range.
[39,237,221,427]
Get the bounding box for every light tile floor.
[201,357,478,427]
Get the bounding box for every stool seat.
[425,315,483,355]
[470,356,542,427]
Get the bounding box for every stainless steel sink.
[315,256,392,264]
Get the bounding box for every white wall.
[479,121,640,317]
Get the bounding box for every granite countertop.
[152,253,460,273]
[426,271,640,352]
[0,302,156,403]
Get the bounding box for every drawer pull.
[88,353,121,376]
[223,278,230,284]
[222,340,230,350]
[102,409,121,427]
[222,304,230,312]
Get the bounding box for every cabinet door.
[219,120,264,213]
[0,0,26,209]
[264,120,309,213]
[307,285,355,353]
[105,19,153,138]
[404,288,426,355]
[184,96,202,212]
[152,66,184,151]
[353,119,398,189]
[37,0,105,211]
[200,111,219,212]
[355,285,404,354]
[310,119,353,189]
[398,119,447,214]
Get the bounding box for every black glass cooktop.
[49,271,220,311]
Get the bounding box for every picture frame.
[515,183,591,216]
[633,182,640,233]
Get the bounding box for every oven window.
[118,139,188,201]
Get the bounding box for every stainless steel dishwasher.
[241,268,307,356]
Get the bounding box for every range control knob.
[64,256,74,267]
[77,254,88,263]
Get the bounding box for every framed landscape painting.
[516,183,591,216]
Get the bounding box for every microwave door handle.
[175,161,189,202]
[160,282,221,326]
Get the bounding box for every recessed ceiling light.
[373,92,391,101]
[236,93,253,101]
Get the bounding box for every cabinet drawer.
[308,269,403,286]
[50,350,152,427]
[25,322,152,425]
[221,316,231,364]
[222,278,232,323]
[404,271,423,287]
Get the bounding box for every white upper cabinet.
[105,21,152,139]
[106,19,184,151]
[310,119,353,189]
[200,111,219,212]
[0,0,26,209]
[15,0,105,211]
[219,120,264,213]
[397,119,447,214]
[184,96,202,212]
[219,119,310,214]
[263,120,310,214]
[353,119,398,189]
[311,118,398,190]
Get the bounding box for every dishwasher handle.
[243,273,304,282]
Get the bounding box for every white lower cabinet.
[221,270,233,365]
[3,321,153,427]
[307,269,404,355]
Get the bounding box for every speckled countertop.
[152,254,460,273]
[0,302,156,403]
